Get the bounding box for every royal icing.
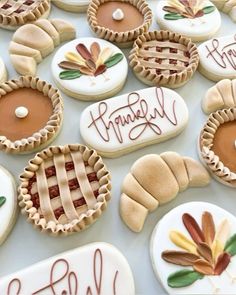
[198,34,236,80]
[0,242,135,295]
[0,166,17,246]
[0,57,7,84]
[53,0,90,7]
[51,38,128,99]
[156,0,221,41]
[150,202,236,294]
[80,87,189,157]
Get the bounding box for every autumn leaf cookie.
[156,0,221,42]
[52,37,128,100]
[151,202,236,294]
[120,152,210,232]
[0,166,18,246]
[0,57,7,84]
[0,242,135,294]
[80,88,189,157]
[198,34,236,81]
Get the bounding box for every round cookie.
[150,202,236,295]
[0,57,7,84]
[52,0,90,12]
[156,0,221,42]
[52,37,128,101]
[0,166,18,246]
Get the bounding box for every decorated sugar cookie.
[156,0,221,42]
[198,34,236,81]
[0,166,17,246]
[202,79,236,114]
[211,0,236,22]
[0,242,135,294]
[0,57,7,84]
[52,37,128,100]
[9,19,76,76]
[80,87,189,157]
[150,202,236,294]
[52,0,90,12]
[120,152,210,232]
[199,107,236,187]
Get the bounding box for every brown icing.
[211,121,236,173]
[96,2,144,32]
[0,88,53,141]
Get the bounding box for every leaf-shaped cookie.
[170,230,197,254]
[167,269,204,288]
[182,213,205,244]
[162,250,200,266]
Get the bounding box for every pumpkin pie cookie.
[52,37,128,100]
[18,144,111,235]
[129,30,199,88]
[87,0,152,48]
[0,0,51,30]
[156,0,221,42]
[0,57,7,84]
[199,107,236,187]
[0,76,63,154]
[52,0,90,12]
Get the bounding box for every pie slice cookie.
[18,144,111,235]
[129,30,199,88]
[0,0,51,30]
[0,57,7,84]
[52,0,91,12]
[0,76,63,154]
[9,19,76,76]
[156,0,221,42]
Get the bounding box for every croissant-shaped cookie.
[120,152,210,232]
[9,19,76,76]
[211,0,236,21]
[202,79,236,114]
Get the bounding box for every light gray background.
[0,1,235,294]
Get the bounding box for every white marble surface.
[0,1,235,294]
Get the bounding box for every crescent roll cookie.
[0,57,7,84]
[202,79,236,114]
[211,0,236,21]
[0,166,18,246]
[120,152,210,232]
[9,19,76,76]
[52,0,90,12]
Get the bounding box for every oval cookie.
[53,0,90,12]
[0,242,135,294]
[150,202,236,294]
[0,166,18,246]
[80,87,189,157]
[52,37,128,100]
[198,34,236,81]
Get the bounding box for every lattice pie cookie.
[129,30,199,88]
[19,144,111,235]
[0,0,51,30]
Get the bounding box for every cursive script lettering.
[7,249,118,295]
[205,34,236,70]
[88,87,178,143]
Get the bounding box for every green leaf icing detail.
[203,6,215,14]
[104,53,123,68]
[59,70,82,80]
[224,234,236,256]
[164,13,185,20]
[167,269,204,288]
[0,196,6,207]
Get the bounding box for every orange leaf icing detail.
[214,252,231,275]
[193,259,214,275]
[162,250,200,266]
[202,211,215,246]
[90,42,101,62]
[197,242,213,264]
[94,64,107,77]
[58,61,82,71]
[182,213,205,244]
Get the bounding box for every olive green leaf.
[0,196,6,207]
[203,6,215,14]
[164,13,185,20]
[59,70,82,80]
[224,234,236,256]
[104,53,124,68]
[167,269,204,288]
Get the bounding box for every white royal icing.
[0,166,17,245]
[156,0,221,41]
[198,34,236,79]
[0,57,6,84]
[150,202,236,295]
[15,106,28,119]
[51,38,128,98]
[112,8,125,21]
[54,0,90,6]
[0,242,135,295]
[80,87,189,155]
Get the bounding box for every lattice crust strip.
[19,144,111,236]
[0,0,50,27]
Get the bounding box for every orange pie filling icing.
[0,88,53,141]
